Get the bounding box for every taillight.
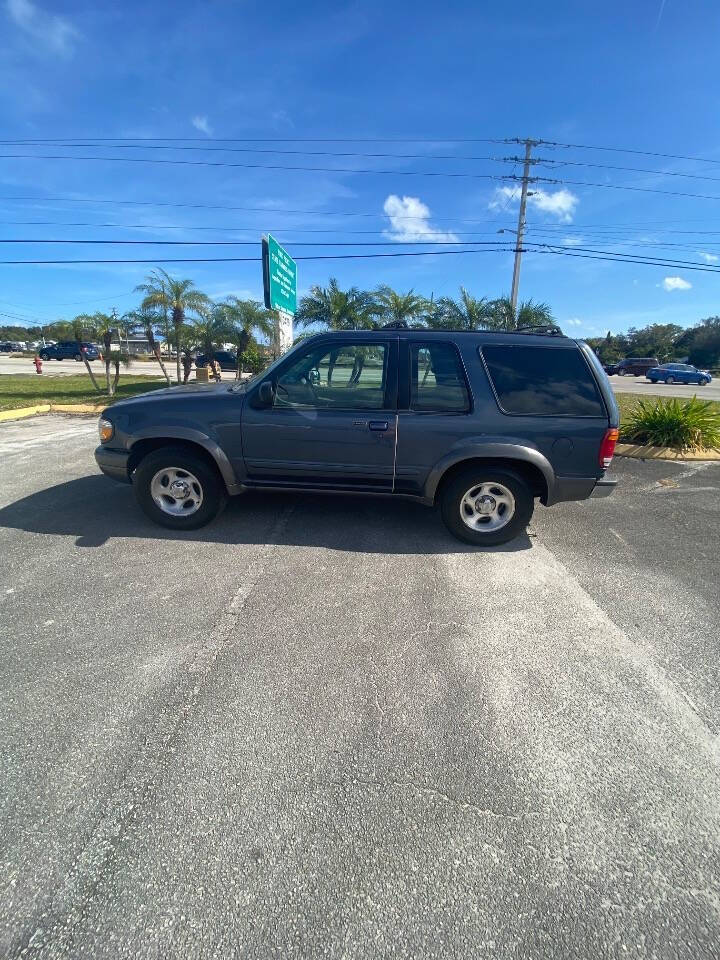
[599,428,619,468]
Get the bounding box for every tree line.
[585,319,720,369]
[1,272,554,393]
[5,267,718,394]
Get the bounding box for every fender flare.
[129,426,240,494]
[424,441,555,504]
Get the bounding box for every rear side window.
[411,342,470,412]
[481,344,605,416]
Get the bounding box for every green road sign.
[262,234,297,315]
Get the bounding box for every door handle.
[368,420,389,432]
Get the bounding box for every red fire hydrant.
[33,354,43,375]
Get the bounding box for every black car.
[606,357,659,377]
[96,327,619,546]
[39,341,100,361]
[195,350,237,372]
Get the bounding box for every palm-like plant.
[135,268,210,384]
[296,278,379,332]
[296,279,380,384]
[70,314,102,392]
[374,285,427,326]
[432,287,494,330]
[488,296,555,330]
[219,297,274,378]
[191,305,232,381]
[93,311,129,396]
[123,308,171,384]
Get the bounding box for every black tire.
[440,466,534,547]
[666,376,675,384]
[39,351,50,361]
[74,353,83,361]
[133,446,227,530]
[649,379,657,384]
[698,378,708,386]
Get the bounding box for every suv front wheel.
[440,466,534,546]
[134,447,227,530]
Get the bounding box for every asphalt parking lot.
[1,416,719,959]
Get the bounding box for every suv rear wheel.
[440,466,534,546]
[134,447,227,530]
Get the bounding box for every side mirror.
[257,380,275,407]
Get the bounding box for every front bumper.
[94,445,131,484]
[590,478,617,498]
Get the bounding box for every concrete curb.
[0,403,105,422]
[0,404,51,422]
[615,442,720,462]
[50,403,106,414]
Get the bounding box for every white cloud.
[191,115,213,136]
[5,0,79,56]
[383,194,458,243]
[271,109,295,130]
[662,276,692,291]
[566,318,583,326]
[562,236,583,246]
[699,252,719,263]
[490,186,579,223]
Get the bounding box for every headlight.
[98,417,114,443]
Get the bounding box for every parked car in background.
[607,357,659,377]
[38,341,100,361]
[195,350,238,372]
[646,363,712,385]
[0,340,26,352]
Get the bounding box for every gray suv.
[95,328,619,546]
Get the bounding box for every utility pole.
[510,139,534,319]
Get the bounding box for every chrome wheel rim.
[150,467,204,517]
[459,481,515,532]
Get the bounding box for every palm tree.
[296,278,379,332]
[296,279,380,384]
[135,268,210,384]
[432,287,495,330]
[190,305,232,381]
[123,308,171,384]
[487,296,555,330]
[92,311,129,396]
[70,314,102,393]
[219,297,274,378]
[374,285,427,326]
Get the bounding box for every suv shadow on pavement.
[0,474,532,553]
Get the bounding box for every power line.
[0,247,516,265]
[2,244,720,274]
[0,195,508,221]
[0,136,512,144]
[526,242,720,273]
[534,175,720,203]
[539,138,720,168]
[0,153,518,182]
[535,156,720,184]
[0,143,520,163]
[0,238,518,246]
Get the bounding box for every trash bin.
[196,367,209,383]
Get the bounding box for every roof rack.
[514,323,564,337]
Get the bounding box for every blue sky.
[1,0,720,336]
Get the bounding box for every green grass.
[0,374,169,411]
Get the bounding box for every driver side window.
[275,343,389,410]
